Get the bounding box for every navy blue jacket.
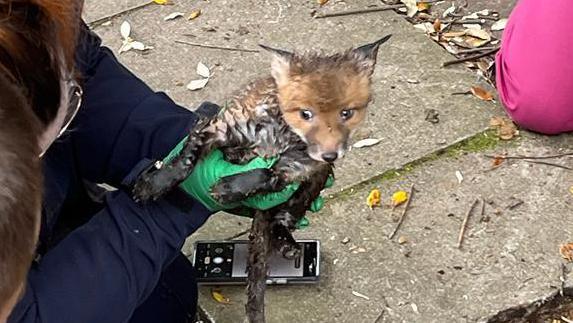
[8,25,212,323]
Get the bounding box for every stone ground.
[83,1,573,322]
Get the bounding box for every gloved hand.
[164,136,334,216]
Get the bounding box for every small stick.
[87,1,154,27]
[524,160,573,171]
[314,4,404,19]
[174,40,260,53]
[485,152,573,160]
[457,198,479,249]
[388,184,415,239]
[456,46,499,54]
[374,310,385,323]
[443,47,500,67]
[225,229,250,240]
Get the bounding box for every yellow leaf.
[366,189,381,209]
[569,186,573,196]
[560,243,573,262]
[317,0,329,5]
[391,190,408,207]
[211,290,231,304]
[470,86,494,101]
[153,0,172,4]
[416,2,431,11]
[188,9,201,20]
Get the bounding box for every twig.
[485,152,573,160]
[560,263,567,297]
[374,310,385,323]
[456,46,499,55]
[174,40,260,53]
[225,229,250,240]
[457,198,479,249]
[87,1,154,27]
[443,47,500,67]
[524,160,573,171]
[388,184,415,239]
[314,4,404,19]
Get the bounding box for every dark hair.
[0,0,81,307]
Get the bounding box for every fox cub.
[133,35,391,323]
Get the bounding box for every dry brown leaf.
[560,243,573,262]
[491,18,508,31]
[317,0,329,5]
[465,28,491,41]
[471,86,494,101]
[433,18,442,33]
[489,116,504,127]
[188,9,201,20]
[492,156,505,168]
[401,0,418,17]
[499,122,518,140]
[442,31,466,38]
[463,36,490,48]
[416,2,431,11]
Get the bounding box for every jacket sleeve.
[70,24,199,187]
[9,166,212,323]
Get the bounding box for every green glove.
[165,136,333,214]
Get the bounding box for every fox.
[132,34,391,323]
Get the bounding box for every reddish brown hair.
[0,0,81,307]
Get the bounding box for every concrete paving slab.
[83,0,151,26]
[86,0,503,192]
[186,132,573,323]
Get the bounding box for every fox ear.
[350,35,392,74]
[259,44,294,86]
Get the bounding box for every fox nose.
[321,152,338,163]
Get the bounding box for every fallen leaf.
[433,18,442,33]
[129,41,153,51]
[492,156,505,167]
[463,36,490,48]
[400,0,418,17]
[470,86,494,101]
[465,28,491,41]
[352,247,367,254]
[489,116,504,127]
[499,122,518,140]
[569,186,573,196]
[120,21,131,40]
[463,23,482,30]
[462,12,479,20]
[560,243,573,262]
[442,31,466,38]
[414,22,435,34]
[416,2,431,11]
[188,9,201,20]
[196,62,211,78]
[317,0,329,5]
[153,0,172,4]
[353,138,381,148]
[341,237,351,244]
[164,12,185,21]
[455,170,463,184]
[187,78,209,91]
[211,290,231,304]
[351,291,370,300]
[442,4,455,18]
[101,21,112,26]
[398,236,408,244]
[391,190,408,207]
[491,18,508,31]
[367,189,381,209]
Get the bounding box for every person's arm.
[9,164,211,323]
[69,23,200,187]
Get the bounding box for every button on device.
[214,247,224,254]
[213,257,224,264]
[275,279,287,284]
[204,256,210,264]
[211,267,222,274]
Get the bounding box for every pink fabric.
[495,0,573,134]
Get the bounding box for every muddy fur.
[132,35,391,323]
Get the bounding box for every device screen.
[193,240,319,284]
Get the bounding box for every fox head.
[261,35,391,163]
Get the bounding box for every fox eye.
[340,109,355,121]
[299,109,314,121]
